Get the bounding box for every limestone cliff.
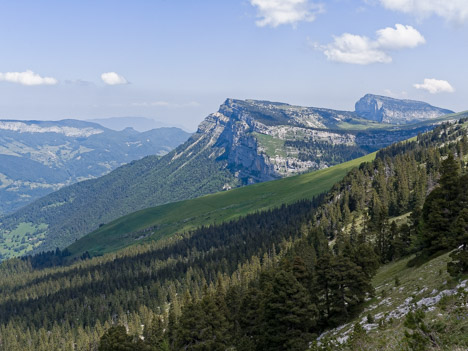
[355,94,453,124]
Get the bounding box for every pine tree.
[237,283,264,351]
[143,315,168,351]
[328,255,372,324]
[99,326,139,351]
[260,269,318,351]
[420,154,461,254]
[316,251,333,320]
[448,208,468,277]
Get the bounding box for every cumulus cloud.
[380,0,468,24]
[320,24,425,64]
[376,24,425,49]
[414,78,455,94]
[250,0,324,27]
[101,72,128,85]
[322,33,391,65]
[0,70,58,86]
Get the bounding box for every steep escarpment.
[210,98,449,182]
[355,94,454,124]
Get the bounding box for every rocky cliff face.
[355,94,453,124]
[181,97,448,184]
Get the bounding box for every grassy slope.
[68,153,376,257]
[319,252,468,350]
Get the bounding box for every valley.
[0,120,190,215]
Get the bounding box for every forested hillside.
[68,153,375,258]
[0,118,467,350]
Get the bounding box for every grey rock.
[355,94,454,124]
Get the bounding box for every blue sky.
[0,0,467,130]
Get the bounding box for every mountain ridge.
[0,95,458,259]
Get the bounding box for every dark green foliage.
[143,316,169,351]
[447,209,468,276]
[285,139,369,166]
[176,288,231,351]
[412,153,468,270]
[0,199,320,330]
[260,269,318,350]
[99,326,142,351]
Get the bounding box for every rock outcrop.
[189,97,446,183]
[355,94,453,124]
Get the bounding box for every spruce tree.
[99,326,139,351]
[260,269,318,351]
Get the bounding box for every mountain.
[0,119,191,215]
[0,115,466,351]
[355,94,454,124]
[88,117,188,132]
[0,96,457,259]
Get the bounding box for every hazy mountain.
[0,95,456,258]
[0,119,191,214]
[88,117,188,132]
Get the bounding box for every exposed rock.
[355,94,453,124]
[189,97,448,183]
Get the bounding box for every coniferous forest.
[0,119,467,350]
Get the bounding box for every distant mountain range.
[0,119,191,215]
[87,117,189,132]
[0,94,459,259]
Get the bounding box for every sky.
[0,0,467,131]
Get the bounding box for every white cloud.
[250,0,324,27]
[414,78,455,94]
[101,72,128,85]
[0,70,58,86]
[320,24,424,64]
[376,24,425,49]
[322,33,392,64]
[380,0,468,24]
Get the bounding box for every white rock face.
[0,121,103,137]
[355,94,453,124]
[173,97,446,184]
